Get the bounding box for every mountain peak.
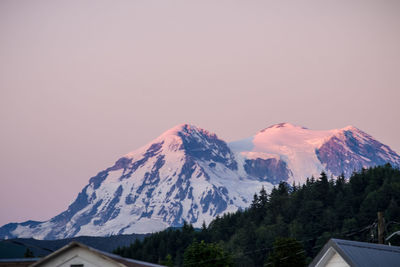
[125,124,218,160]
[159,124,210,138]
[341,125,360,132]
[259,122,308,133]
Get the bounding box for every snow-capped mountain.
[1,123,399,239]
[230,123,400,184]
[0,124,273,239]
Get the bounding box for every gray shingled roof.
[309,238,400,267]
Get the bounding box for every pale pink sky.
[1,0,400,226]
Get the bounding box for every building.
[0,242,165,267]
[309,238,400,267]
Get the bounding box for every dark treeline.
[114,164,400,266]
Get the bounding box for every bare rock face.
[244,158,291,184]
[316,128,400,177]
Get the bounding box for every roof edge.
[29,241,124,267]
[29,241,164,267]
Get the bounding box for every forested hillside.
[114,164,400,266]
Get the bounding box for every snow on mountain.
[1,123,399,239]
[0,124,273,239]
[230,123,400,184]
[316,125,400,177]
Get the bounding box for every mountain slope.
[1,123,399,239]
[230,123,400,184]
[1,124,273,239]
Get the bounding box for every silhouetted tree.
[266,237,305,267]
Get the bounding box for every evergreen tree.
[251,193,259,209]
[24,248,34,258]
[259,185,269,209]
[266,238,305,267]
[161,254,173,267]
[183,240,232,267]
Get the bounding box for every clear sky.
[1,0,399,226]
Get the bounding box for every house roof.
[30,241,164,267]
[310,238,400,267]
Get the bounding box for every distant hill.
[0,233,147,259]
